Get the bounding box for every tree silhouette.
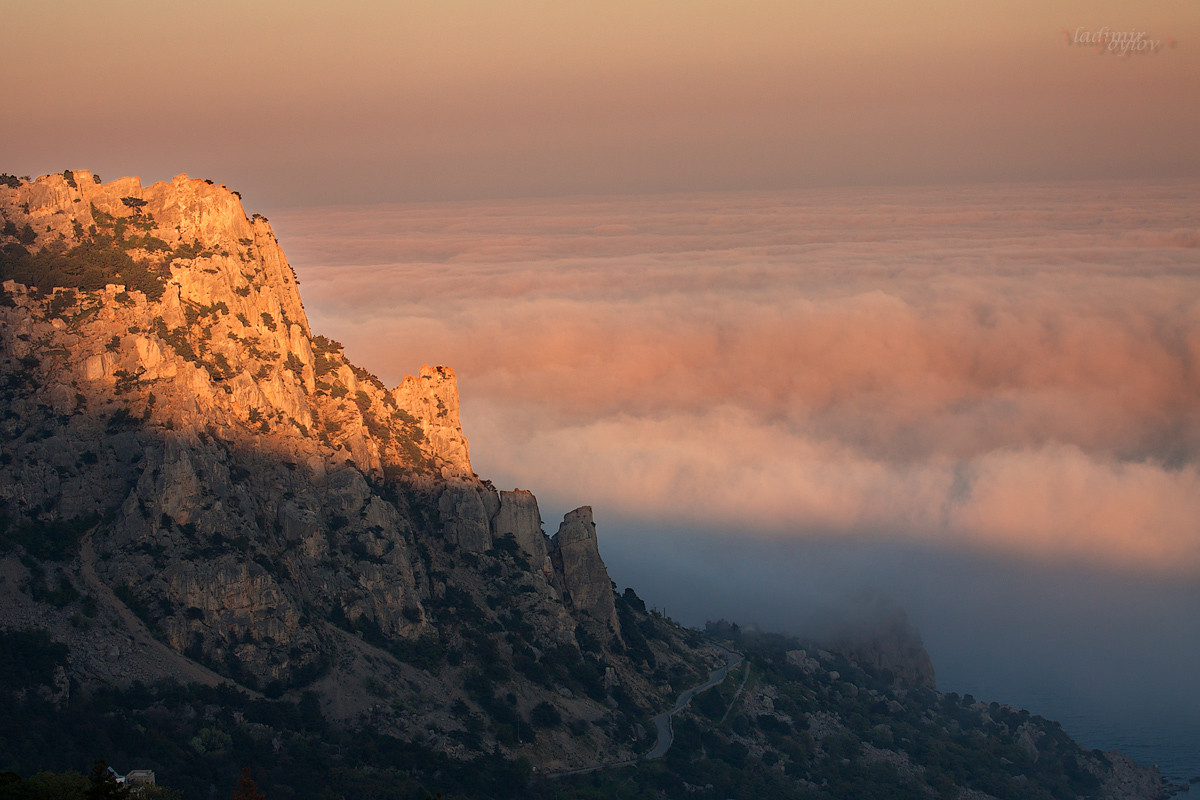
[230,768,264,800]
[86,760,130,800]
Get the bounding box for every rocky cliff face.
[827,619,937,691]
[549,507,621,635]
[817,594,938,690]
[0,171,717,769]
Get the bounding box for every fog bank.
[271,182,1200,573]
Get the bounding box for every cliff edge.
[0,170,715,769]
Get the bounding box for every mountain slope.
[0,170,716,769]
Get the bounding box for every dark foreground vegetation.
[1,758,182,800]
[2,624,1164,800]
[0,631,527,800]
[541,621,1135,800]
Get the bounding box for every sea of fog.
[267,181,1200,782]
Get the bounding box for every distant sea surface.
[267,180,1200,787]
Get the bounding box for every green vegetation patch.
[0,513,105,562]
[0,679,532,800]
[0,629,68,690]
[0,207,172,299]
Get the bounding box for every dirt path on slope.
[717,660,751,724]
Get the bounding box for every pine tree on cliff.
[230,769,264,800]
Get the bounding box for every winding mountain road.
[546,644,743,778]
[644,644,743,760]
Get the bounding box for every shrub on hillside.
[0,206,168,298]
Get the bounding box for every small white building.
[126,770,157,787]
[106,767,156,787]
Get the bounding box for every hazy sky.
[4,1,1198,204]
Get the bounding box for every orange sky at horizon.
[3,0,1198,204]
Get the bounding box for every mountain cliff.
[0,170,717,768]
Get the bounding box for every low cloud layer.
[270,181,1200,573]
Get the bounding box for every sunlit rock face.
[0,171,714,767]
[1,171,474,481]
[392,365,473,480]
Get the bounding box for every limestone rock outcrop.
[0,170,469,481]
[438,484,495,553]
[824,599,937,690]
[494,489,550,571]
[0,172,535,684]
[549,507,620,634]
[1,170,705,767]
[392,365,473,480]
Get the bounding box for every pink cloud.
[270,181,1200,572]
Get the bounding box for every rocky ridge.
[0,170,719,769]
